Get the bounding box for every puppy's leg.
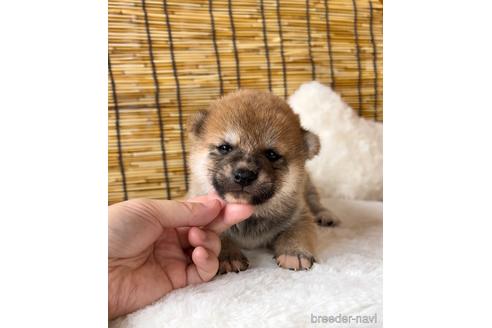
[304,175,340,227]
[218,235,249,274]
[273,213,317,270]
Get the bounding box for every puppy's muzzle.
[233,168,258,186]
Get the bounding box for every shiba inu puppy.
[187,89,338,273]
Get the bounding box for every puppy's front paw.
[315,210,340,227]
[218,253,249,274]
[275,252,315,271]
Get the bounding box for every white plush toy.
[289,81,383,201]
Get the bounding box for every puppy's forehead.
[216,125,282,150]
[222,130,240,144]
[205,90,303,151]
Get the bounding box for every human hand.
[108,194,253,319]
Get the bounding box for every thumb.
[148,198,224,228]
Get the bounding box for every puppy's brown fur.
[187,89,338,273]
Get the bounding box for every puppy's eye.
[265,149,281,161]
[217,144,233,155]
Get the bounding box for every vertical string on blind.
[306,0,316,81]
[108,55,128,201]
[352,0,363,116]
[228,0,241,89]
[208,0,224,95]
[260,0,272,92]
[275,0,288,99]
[369,1,379,121]
[323,0,336,89]
[163,0,189,191]
[142,0,171,199]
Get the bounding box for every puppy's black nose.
[233,168,258,186]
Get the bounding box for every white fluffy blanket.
[111,198,382,328]
[290,82,383,201]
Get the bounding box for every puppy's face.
[188,90,319,205]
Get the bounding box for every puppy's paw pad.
[218,256,249,274]
[315,210,340,227]
[275,253,315,271]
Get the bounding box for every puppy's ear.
[302,129,320,159]
[187,110,208,138]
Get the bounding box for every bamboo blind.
[109,0,383,204]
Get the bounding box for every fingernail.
[196,228,207,241]
[202,248,209,260]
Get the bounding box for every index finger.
[205,203,254,234]
[143,197,225,228]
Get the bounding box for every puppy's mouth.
[212,177,275,205]
[223,190,253,204]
